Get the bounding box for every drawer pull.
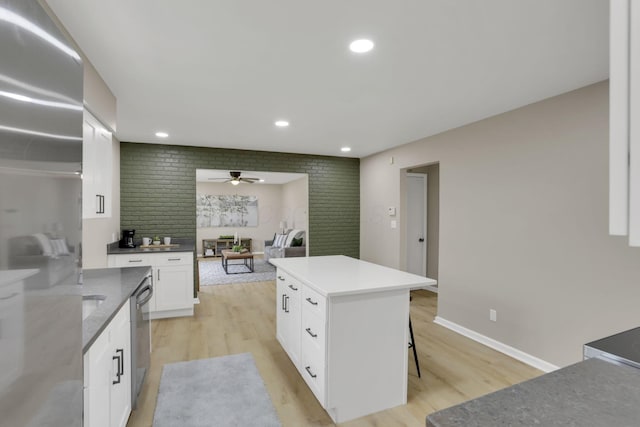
[305,327,317,338]
[288,284,298,291]
[128,259,143,263]
[305,297,318,306]
[305,366,317,379]
[277,276,285,281]
[168,258,181,261]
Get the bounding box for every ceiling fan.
[208,171,260,185]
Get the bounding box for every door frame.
[406,172,427,276]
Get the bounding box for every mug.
[142,237,151,246]
[164,237,171,245]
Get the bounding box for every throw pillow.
[283,229,303,247]
[273,233,288,248]
[291,237,303,247]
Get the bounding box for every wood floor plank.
[126,283,541,427]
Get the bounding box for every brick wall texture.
[120,143,360,258]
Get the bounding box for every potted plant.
[153,235,161,245]
[232,245,243,252]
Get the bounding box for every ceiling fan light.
[230,180,240,186]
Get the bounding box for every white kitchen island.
[270,255,436,423]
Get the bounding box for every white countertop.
[270,255,436,297]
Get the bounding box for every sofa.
[9,233,78,289]
[264,229,306,264]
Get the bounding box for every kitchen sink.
[82,294,106,320]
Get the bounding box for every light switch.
[388,207,396,216]
[390,220,397,229]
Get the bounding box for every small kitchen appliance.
[119,229,136,248]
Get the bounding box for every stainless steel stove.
[584,327,640,369]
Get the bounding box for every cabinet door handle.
[284,295,289,313]
[305,327,317,338]
[288,284,298,291]
[281,294,286,311]
[277,276,285,281]
[157,268,161,281]
[112,354,121,384]
[116,348,124,377]
[305,297,318,306]
[128,259,143,263]
[304,366,317,379]
[168,258,181,261]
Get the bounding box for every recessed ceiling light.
[155,131,169,138]
[349,39,374,53]
[259,179,265,182]
[275,120,289,127]
[341,146,352,152]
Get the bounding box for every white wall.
[281,176,309,232]
[361,81,640,367]
[196,182,283,254]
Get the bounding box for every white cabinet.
[84,300,131,427]
[610,0,640,246]
[107,253,194,319]
[274,261,414,424]
[83,110,112,218]
[276,271,301,367]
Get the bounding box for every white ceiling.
[196,169,305,184]
[45,0,609,158]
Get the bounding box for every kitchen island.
[270,255,436,423]
[426,357,640,427]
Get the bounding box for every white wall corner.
[433,316,559,373]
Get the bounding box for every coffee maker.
[119,229,136,248]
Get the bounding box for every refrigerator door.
[0,1,84,426]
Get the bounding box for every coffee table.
[221,250,254,274]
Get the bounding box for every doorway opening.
[405,163,439,293]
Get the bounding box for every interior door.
[406,173,427,276]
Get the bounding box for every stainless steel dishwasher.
[131,272,153,409]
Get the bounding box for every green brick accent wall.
[120,143,360,258]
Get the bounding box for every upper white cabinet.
[83,110,113,219]
[610,0,640,246]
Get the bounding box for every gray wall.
[361,81,640,367]
[120,143,359,258]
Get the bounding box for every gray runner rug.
[153,353,281,427]
[199,258,276,285]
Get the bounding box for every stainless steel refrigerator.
[0,1,84,426]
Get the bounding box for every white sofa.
[264,229,305,264]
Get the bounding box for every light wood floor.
[127,282,542,427]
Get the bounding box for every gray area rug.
[153,353,281,427]
[199,258,276,285]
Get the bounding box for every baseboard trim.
[433,316,559,373]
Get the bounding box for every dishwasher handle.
[136,275,154,308]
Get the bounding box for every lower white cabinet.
[276,271,301,366]
[107,253,194,319]
[274,262,414,424]
[84,300,131,427]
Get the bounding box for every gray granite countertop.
[426,357,640,427]
[82,267,150,353]
[107,238,195,255]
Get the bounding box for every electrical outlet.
[489,309,497,322]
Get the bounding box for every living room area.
[196,169,308,286]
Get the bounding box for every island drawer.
[302,285,326,318]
